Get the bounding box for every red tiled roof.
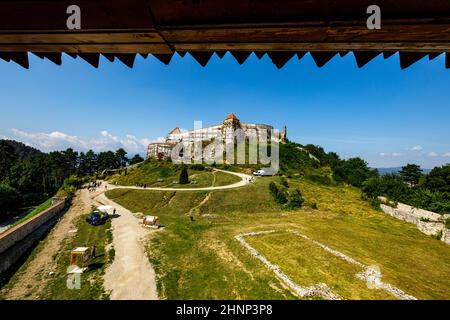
[224,112,239,122]
[168,127,181,135]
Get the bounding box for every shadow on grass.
[88,262,105,272]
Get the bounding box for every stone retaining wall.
[0,200,65,255]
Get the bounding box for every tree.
[361,177,383,198]
[333,157,378,187]
[399,164,422,187]
[130,154,144,165]
[97,151,117,171]
[0,140,18,181]
[179,165,189,184]
[304,144,327,162]
[424,164,450,193]
[0,184,21,216]
[78,150,98,176]
[115,148,128,168]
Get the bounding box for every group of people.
[134,183,148,188]
[87,181,109,192]
[246,177,255,184]
[87,181,102,192]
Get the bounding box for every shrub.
[432,230,443,240]
[279,177,289,188]
[276,189,288,205]
[285,189,304,209]
[269,182,278,197]
[179,166,189,184]
[363,195,381,211]
[308,202,318,209]
[445,218,450,229]
[56,175,86,198]
[268,182,288,204]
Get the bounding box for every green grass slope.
[106,177,450,300]
[107,160,241,188]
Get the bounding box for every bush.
[285,189,304,209]
[269,182,278,197]
[362,195,381,211]
[308,202,318,209]
[279,177,289,188]
[276,189,288,204]
[268,182,288,204]
[179,166,189,184]
[445,218,450,229]
[56,175,86,198]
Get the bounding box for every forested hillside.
[0,139,143,219]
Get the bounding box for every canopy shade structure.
[97,205,113,213]
[0,0,449,69]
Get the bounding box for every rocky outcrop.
[379,200,449,245]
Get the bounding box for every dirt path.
[2,189,92,299]
[95,193,158,300]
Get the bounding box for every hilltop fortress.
[147,113,285,160]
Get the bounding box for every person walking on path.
[91,245,97,258]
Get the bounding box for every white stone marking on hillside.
[235,231,341,300]
[236,230,417,300]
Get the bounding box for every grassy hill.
[106,176,450,299]
[107,160,241,188]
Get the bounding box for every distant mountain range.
[375,167,432,175]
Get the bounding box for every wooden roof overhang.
[0,0,449,69]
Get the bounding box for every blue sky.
[0,52,449,168]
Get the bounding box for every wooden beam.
[0,31,164,44]
[172,43,450,52]
[0,43,173,53]
[160,23,450,43]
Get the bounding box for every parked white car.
[252,169,275,176]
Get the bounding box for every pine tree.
[179,165,189,184]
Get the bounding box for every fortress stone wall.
[147,113,277,160]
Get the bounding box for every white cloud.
[442,152,450,157]
[409,145,423,151]
[7,128,152,155]
[378,152,403,157]
[427,151,439,157]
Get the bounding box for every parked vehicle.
[86,210,106,226]
[252,168,276,176]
